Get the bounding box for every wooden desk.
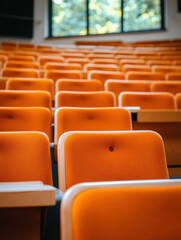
[132,110,181,177]
[0,182,56,240]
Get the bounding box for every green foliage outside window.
[51,0,163,37]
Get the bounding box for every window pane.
[52,0,87,37]
[89,0,121,35]
[123,0,162,32]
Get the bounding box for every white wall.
[0,0,181,45]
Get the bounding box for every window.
[49,0,165,37]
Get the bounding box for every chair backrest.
[55,107,132,143]
[58,131,168,191]
[0,107,52,141]
[119,92,176,110]
[55,91,116,108]
[153,66,181,74]
[5,61,39,69]
[122,65,151,73]
[88,70,124,88]
[2,68,39,78]
[176,93,181,109]
[38,56,64,67]
[0,90,51,109]
[45,63,82,71]
[6,78,54,97]
[0,131,52,184]
[167,72,181,80]
[61,179,181,240]
[126,71,165,80]
[46,70,81,83]
[8,55,35,62]
[84,64,119,72]
[151,81,181,95]
[56,79,102,93]
[105,80,150,96]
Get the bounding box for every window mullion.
[87,0,89,35]
[121,0,124,32]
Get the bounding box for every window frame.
[48,0,166,38]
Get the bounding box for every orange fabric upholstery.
[8,55,35,62]
[176,93,181,109]
[56,79,102,93]
[6,78,54,97]
[105,80,150,105]
[126,71,165,80]
[167,73,181,80]
[92,59,118,65]
[18,43,35,50]
[66,58,90,68]
[0,90,51,109]
[5,61,39,69]
[151,81,181,95]
[122,65,151,73]
[0,107,52,141]
[55,91,116,108]
[46,70,81,83]
[119,92,176,110]
[2,68,39,78]
[60,131,168,189]
[45,63,82,71]
[12,51,39,60]
[88,70,124,88]
[67,181,181,240]
[55,107,132,143]
[153,66,181,74]
[84,64,119,72]
[147,60,173,66]
[39,56,64,67]
[0,132,52,184]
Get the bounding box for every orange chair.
[55,91,116,108]
[84,64,119,72]
[36,44,53,50]
[58,131,168,191]
[13,51,39,60]
[126,71,165,81]
[38,56,64,67]
[66,58,90,68]
[153,66,181,74]
[176,93,181,109]
[92,59,118,65]
[8,55,35,62]
[18,43,35,50]
[55,107,132,144]
[116,55,139,61]
[5,61,39,69]
[119,59,146,67]
[0,131,52,184]
[167,72,181,80]
[2,68,39,78]
[88,70,124,88]
[122,65,151,73]
[0,107,52,141]
[45,62,82,71]
[6,78,54,98]
[147,60,173,66]
[61,180,181,240]
[151,81,181,95]
[0,90,51,109]
[119,92,176,110]
[56,79,102,93]
[163,55,181,60]
[140,55,164,61]
[87,54,115,60]
[61,53,85,59]
[46,70,81,83]
[105,80,150,104]
[1,41,16,50]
